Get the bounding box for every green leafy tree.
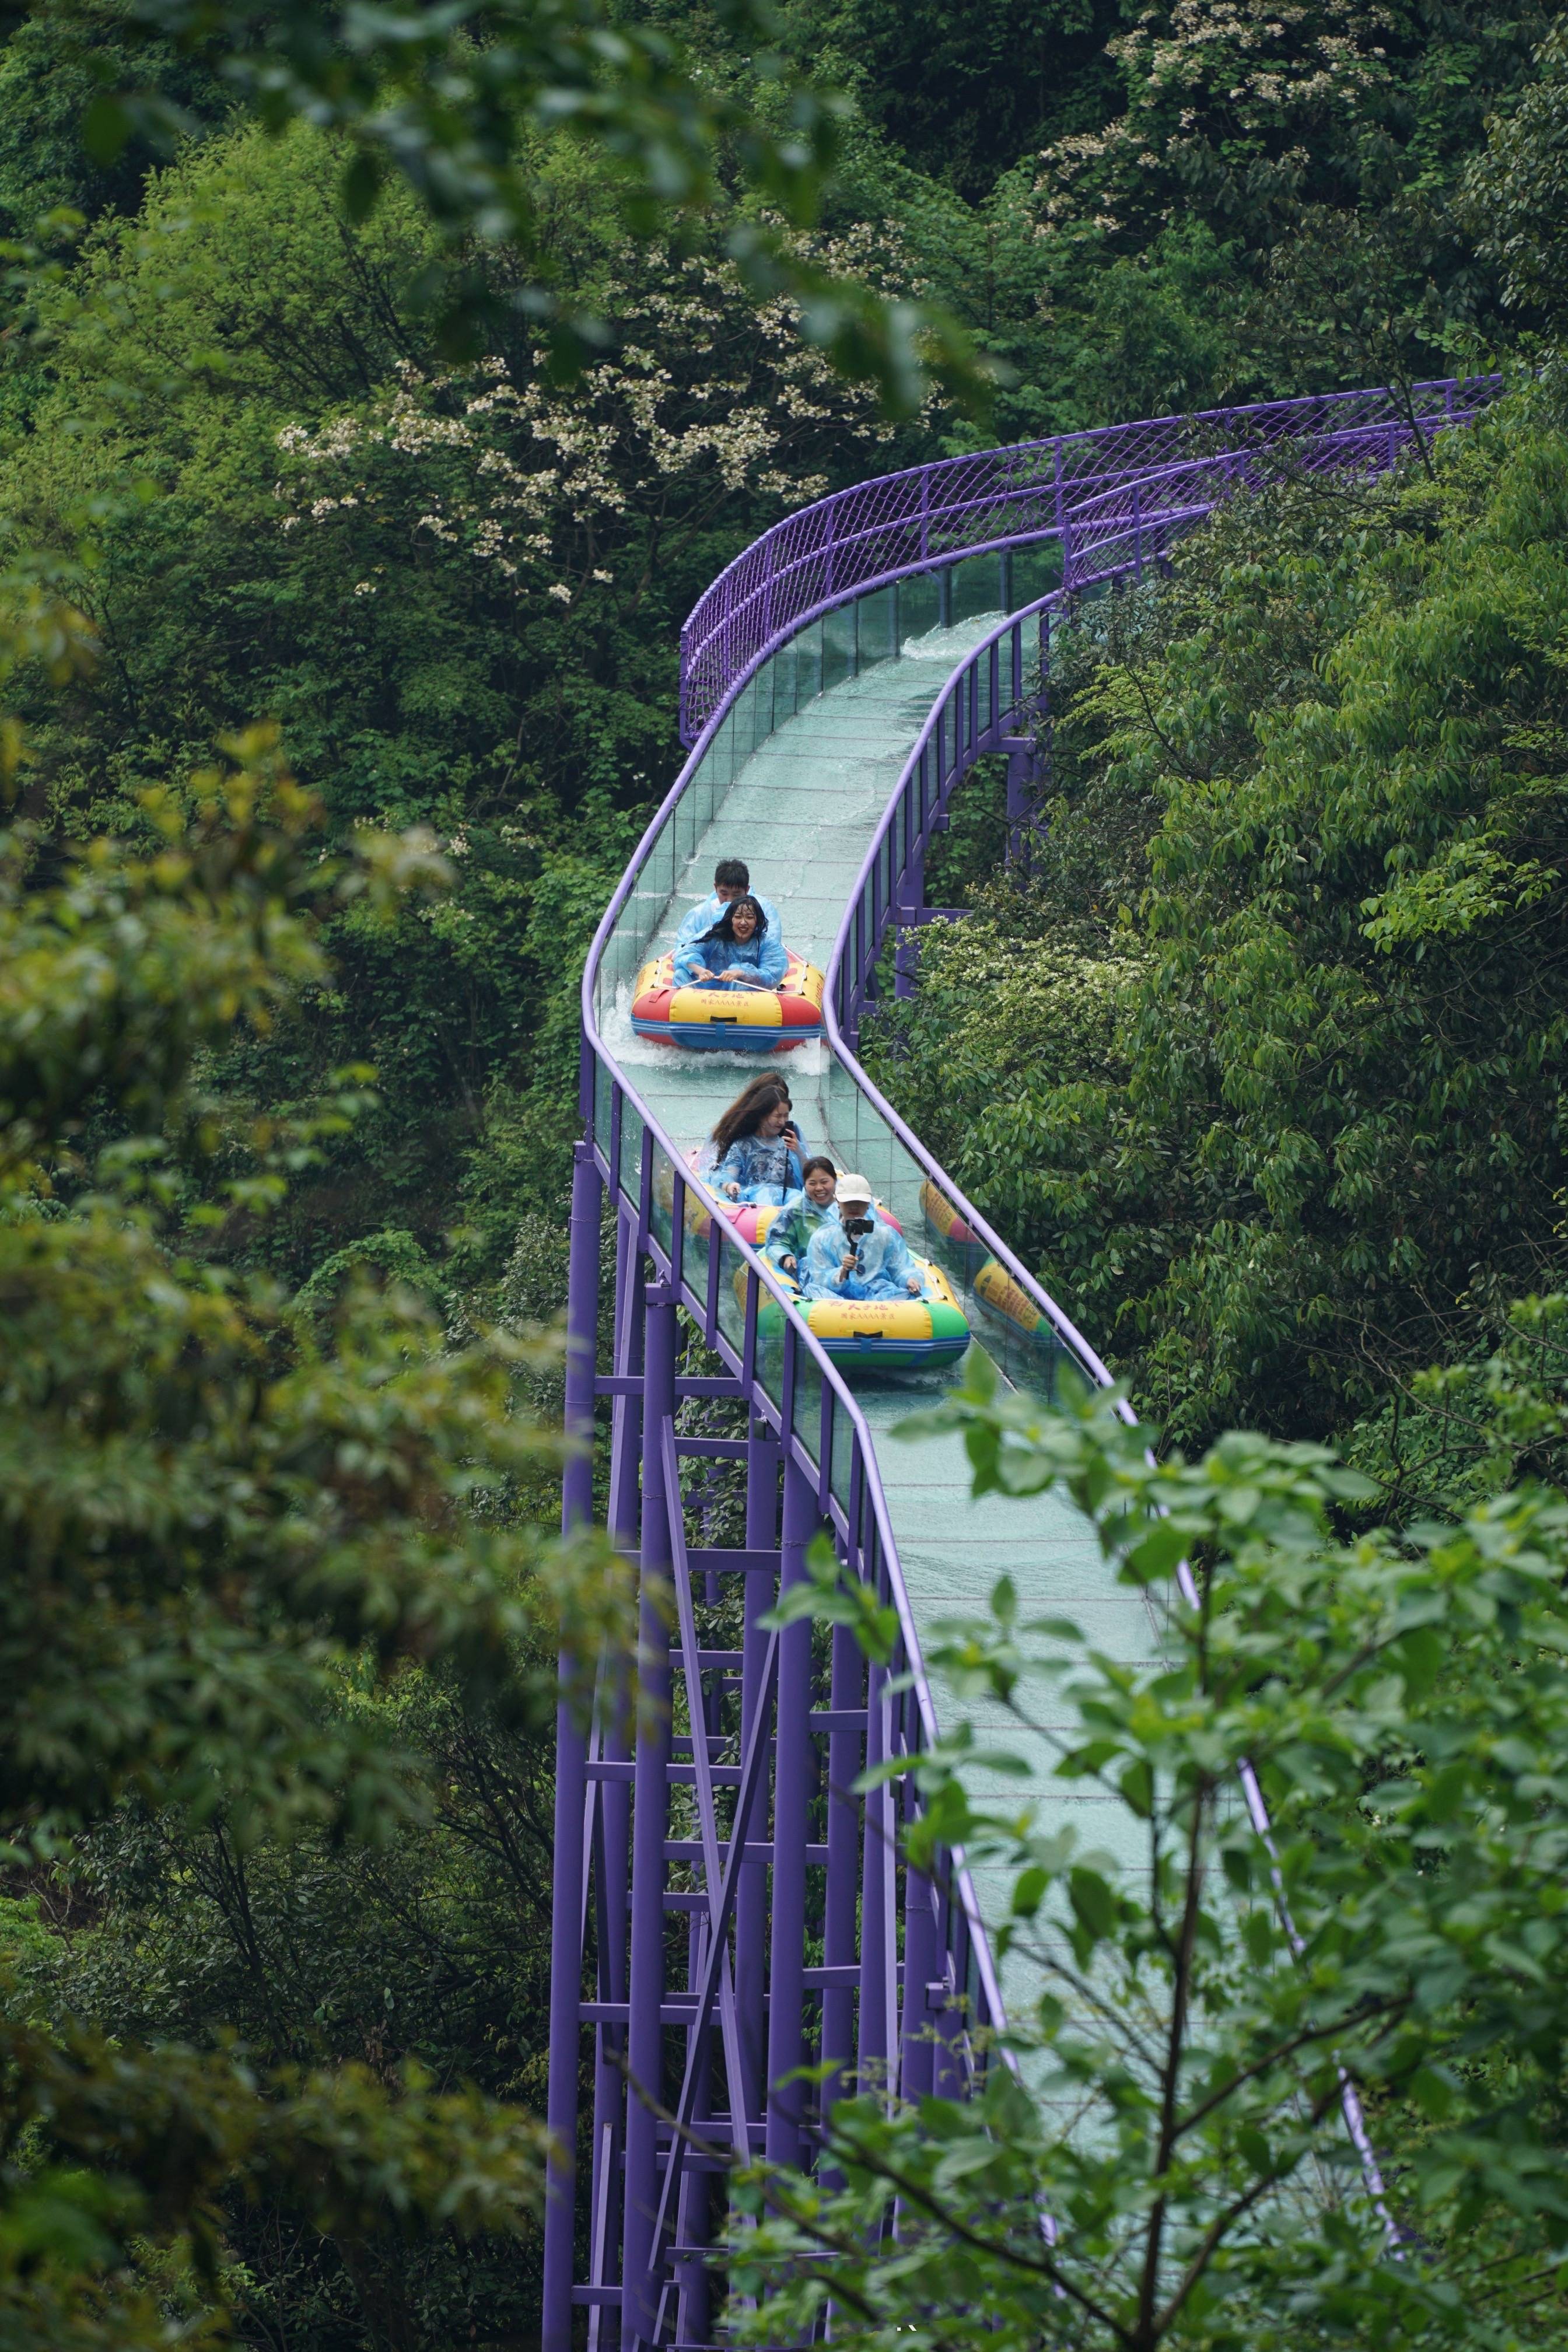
[0,5,228,239]
[876,393,1568,1457]
[74,0,991,417]
[776,0,1118,201]
[1465,19,1568,334]
[13,1665,572,2345]
[0,116,947,1280]
[0,739,628,2348]
[1025,0,1549,261]
[1250,197,1469,444]
[741,1354,1568,2348]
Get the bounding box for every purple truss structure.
[544,375,1504,2352]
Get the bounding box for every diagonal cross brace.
[638,1647,780,2334]
[631,1421,783,2323]
[660,1418,755,2171]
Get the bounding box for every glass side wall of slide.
[590,534,1077,1422]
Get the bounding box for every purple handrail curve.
[816,384,1504,1373]
[679,375,1503,737]
[685,374,1485,629]
[1057,402,1500,573]
[578,1042,1012,2046]
[818,585,1121,1398]
[577,803,1012,2042]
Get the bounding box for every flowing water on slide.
[598,617,1163,2031]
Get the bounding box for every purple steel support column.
[674,1581,724,2339]
[586,1205,640,2332]
[543,1141,603,2351]
[623,1280,677,2352]
[607,1203,645,1547]
[675,1906,715,2348]
[735,1420,778,2128]
[600,1204,643,2122]
[765,1452,818,2168]
[820,1615,863,2108]
[931,1880,968,2100]
[894,835,925,1001]
[589,1808,629,2332]
[858,1645,891,2092]
[899,1836,939,2105]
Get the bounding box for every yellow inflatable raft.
[974,1256,1054,1346]
[631,950,825,1051]
[742,1256,970,1371]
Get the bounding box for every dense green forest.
[6,0,1568,2344]
[874,405,1568,1482]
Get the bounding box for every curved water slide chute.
[543,376,1502,2352]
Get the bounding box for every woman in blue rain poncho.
[802,1175,926,1301]
[708,1077,808,1205]
[672,895,787,993]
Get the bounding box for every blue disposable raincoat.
[673,919,787,992]
[764,1195,835,1277]
[709,1125,809,1205]
[802,1210,925,1302]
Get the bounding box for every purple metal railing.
[544,1111,1013,2350]
[547,373,1503,2352]
[548,674,1030,2344]
[825,378,1503,1062]
[680,376,1502,739]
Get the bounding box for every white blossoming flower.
[547,583,573,604]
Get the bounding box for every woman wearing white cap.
[800,1174,925,1301]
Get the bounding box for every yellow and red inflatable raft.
[631,950,825,1051]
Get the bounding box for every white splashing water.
[601,978,828,1080]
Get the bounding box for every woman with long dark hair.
[672,894,787,992]
[709,1076,808,1203]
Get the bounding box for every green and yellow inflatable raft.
[739,1254,970,1373]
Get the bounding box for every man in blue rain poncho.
[672,895,787,992]
[676,858,780,954]
[802,1175,926,1302]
